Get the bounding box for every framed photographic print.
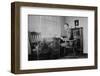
[11,2,98,74]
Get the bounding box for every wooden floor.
[28,53,88,61]
[60,53,88,59]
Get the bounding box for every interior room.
[28,15,88,60]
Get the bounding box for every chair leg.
[73,48,76,56]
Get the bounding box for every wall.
[28,15,41,32]
[28,15,64,38]
[0,0,100,76]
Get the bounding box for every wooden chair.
[28,32,41,60]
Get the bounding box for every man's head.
[64,23,69,30]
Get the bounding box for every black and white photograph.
[28,15,88,61]
[11,2,97,74]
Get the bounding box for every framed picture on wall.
[11,2,98,74]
